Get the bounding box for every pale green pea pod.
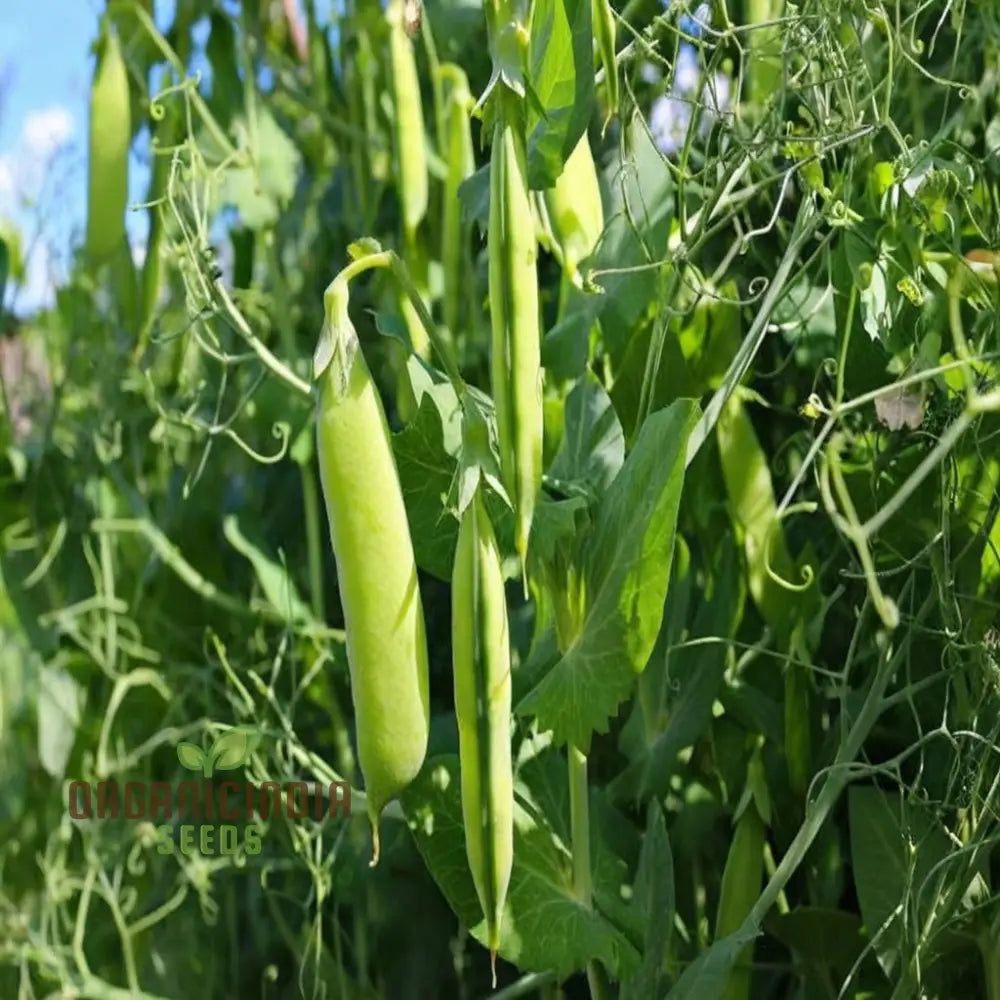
[715,804,766,1000]
[542,132,604,287]
[439,63,475,340]
[86,19,131,263]
[452,491,513,986]
[592,0,618,128]
[387,0,428,241]
[488,90,543,573]
[314,279,430,866]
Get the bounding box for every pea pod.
[452,491,513,985]
[716,394,816,641]
[387,0,428,241]
[439,64,475,340]
[86,19,131,262]
[314,278,430,865]
[541,132,604,286]
[715,802,765,1000]
[592,0,618,126]
[489,89,543,570]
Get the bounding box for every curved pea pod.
[488,93,543,570]
[542,132,604,286]
[314,279,430,866]
[452,492,513,985]
[715,803,766,1000]
[387,0,428,241]
[86,20,131,262]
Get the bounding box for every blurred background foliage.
[2,0,1000,998]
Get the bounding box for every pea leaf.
[392,375,463,581]
[610,321,694,448]
[593,121,674,339]
[662,925,761,999]
[847,785,952,978]
[37,663,83,779]
[542,308,595,381]
[223,514,315,626]
[620,803,675,1000]
[516,399,700,750]
[765,907,868,975]
[548,373,625,496]
[214,109,301,230]
[526,0,595,189]
[400,755,640,979]
[457,165,490,234]
[610,535,744,802]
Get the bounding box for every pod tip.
[490,949,498,989]
[369,822,381,868]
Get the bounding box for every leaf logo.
[176,726,262,778]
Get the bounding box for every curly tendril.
[764,501,818,593]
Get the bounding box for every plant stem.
[568,744,608,1000]
[737,591,933,940]
[488,971,558,1000]
[981,930,1000,1000]
[330,245,465,390]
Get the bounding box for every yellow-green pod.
[592,0,618,126]
[452,492,513,986]
[439,64,475,339]
[387,0,428,241]
[86,20,131,262]
[488,90,543,570]
[314,279,430,866]
[542,132,604,285]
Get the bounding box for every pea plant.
[2,0,1000,998]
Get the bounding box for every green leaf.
[542,307,595,381]
[512,622,561,704]
[593,121,674,336]
[525,0,594,189]
[214,109,302,229]
[210,726,262,771]
[400,755,640,979]
[621,803,675,1000]
[847,785,952,977]
[223,515,315,626]
[457,164,491,235]
[516,399,700,750]
[610,319,694,448]
[37,662,83,779]
[610,536,744,801]
[765,907,868,975]
[176,741,206,771]
[662,925,760,999]
[548,373,625,496]
[392,375,462,581]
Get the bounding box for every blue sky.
[0,0,335,315]
[0,0,168,313]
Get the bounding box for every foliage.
[2,0,1000,998]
